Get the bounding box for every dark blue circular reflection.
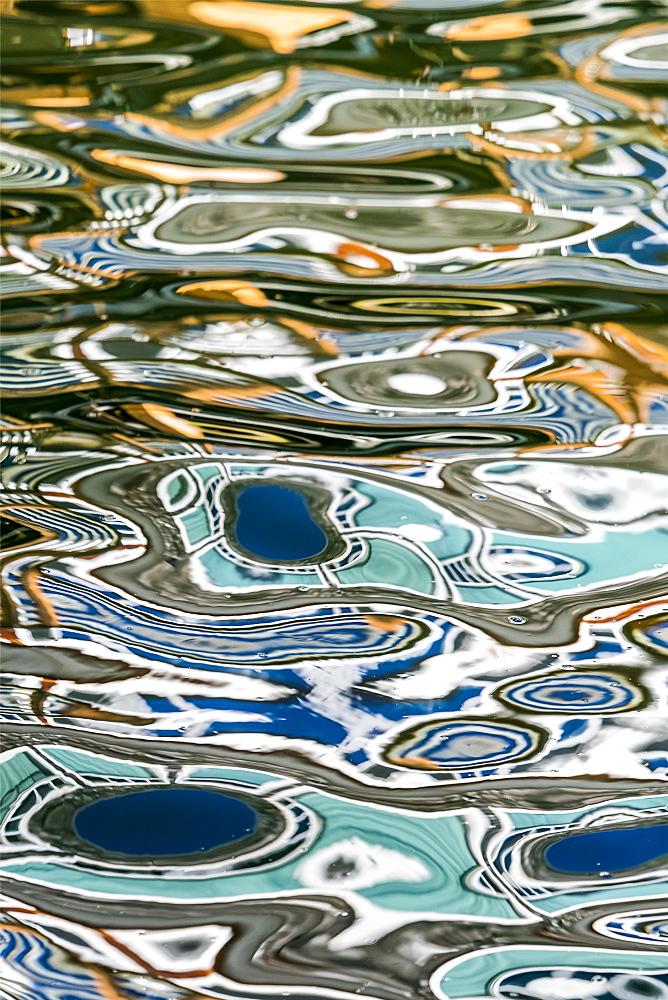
[235,484,327,561]
[74,788,258,857]
[545,823,668,874]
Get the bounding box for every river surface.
[1,2,668,999]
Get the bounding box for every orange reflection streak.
[458,322,668,428]
[583,599,668,624]
[97,927,215,981]
[189,1,357,53]
[280,316,339,356]
[21,567,60,628]
[364,614,407,632]
[90,150,286,184]
[37,66,301,150]
[442,14,533,41]
[123,403,205,439]
[175,279,268,306]
[463,67,504,80]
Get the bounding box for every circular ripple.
[494,671,647,714]
[316,351,496,409]
[494,970,668,1000]
[595,910,668,947]
[625,613,668,657]
[31,783,288,869]
[381,716,547,771]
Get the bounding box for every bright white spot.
[399,523,443,542]
[296,837,429,890]
[520,976,609,999]
[387,372,446,396]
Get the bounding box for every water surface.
[1,1,667,998]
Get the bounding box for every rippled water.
[1,2,668,999]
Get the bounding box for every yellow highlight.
[463,66,503,80]
[90,149,285,184]
[125,403,204,439]
[446,14,533,41]
[176,280,268,307]
[189,1,354,53]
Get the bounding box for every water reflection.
[1,1,667,999]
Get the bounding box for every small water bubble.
[248,316,264,327]
[344,206,358,220]
[471,493,488,501]
[258,653,267,658]
[298,585,309,591]
[598,870,611,878]
[507,615,526,625]
[537,487,551,494]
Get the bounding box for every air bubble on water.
[298,585,309,591]
[537,487,551,494]
[507,615,526,624]
[598,870,611,877]
[472,493,488,500]
[345,206,358,220]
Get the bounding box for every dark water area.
[1,1,667,998]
